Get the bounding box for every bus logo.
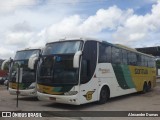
[135,68,148,74]
[83,91,95,101]
[99,68,110,74]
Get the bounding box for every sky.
[0,0,160,59]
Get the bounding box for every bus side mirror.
[73,51,82,68]
[28,55,38,70]
[1,59,11,70]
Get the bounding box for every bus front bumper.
[37,92,80,105]
[9,88,37,96]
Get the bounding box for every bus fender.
[97,84,110,101]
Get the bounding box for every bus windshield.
[43,41,82,55]
[10,49,40,84]
[14,50,40,60]
[38,41,83,85]
[38,55,79,85]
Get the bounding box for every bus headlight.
[64,91,78,95]
[28,82,36,89]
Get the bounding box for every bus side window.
[122,49,127,64]
[80,60,88,84]
[112,47,122,64]
[137,54,141,66]
[105,46,111,62]
[98,43,111,63]
[99,44,107,63]
[145,56,149,67]
[141,55,146,67]
[152,58,156,68]
[128,52,137,66]
[80,41,97,84]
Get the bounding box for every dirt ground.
[0,80,160,120]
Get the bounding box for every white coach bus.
[37,38,156,105]
[8,48,41,96]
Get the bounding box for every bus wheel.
[142,82,147,93]
[147,82,151,92]
[98,86,109,104]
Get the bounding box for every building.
[136,46,160,57]
[136,46,160,76]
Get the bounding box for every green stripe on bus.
[112,64,129,89]
[53,87,62,92]
[120,65,135,88]
[59,86,73,92]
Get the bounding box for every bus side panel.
[112,64,136,89]
[79,77,99,104]
[96,63,137,98]
[129,66,156,91]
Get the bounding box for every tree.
[156,60,160,69]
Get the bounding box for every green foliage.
[3,62,9,70]
[156,60,160,68]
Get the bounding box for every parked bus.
[37,38,156,105]
[8,48,41,96]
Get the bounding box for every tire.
[142,82,147,93]
[147,82,151,92]
[98,86,109,104]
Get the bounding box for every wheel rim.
[100,88,108,103]
[101,89,107,99]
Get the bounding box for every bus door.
[79,41,98,104]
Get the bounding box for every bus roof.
[48,37,102,43]
[114,44,154,58]
[46,37,155,58]
[16,48,41,53]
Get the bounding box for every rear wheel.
[147,82,151,92]
[98,86,109,104]
[142,82,147,93]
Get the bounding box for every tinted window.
[137,54,142,66]
[152,58,156,67]
[122,49,128,64]
[144,56,148,67]
[80,41,97,84]
[149,57,154,67]
[43,41,82,55]
[14,50,40,60]
[99,43,111,63]
[128,52,137,65]
[112,47,122,64]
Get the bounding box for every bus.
[37,38,156,105]
[8,48,41,96]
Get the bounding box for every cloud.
[145,0,159,3]
[41,6,133,42]
[113,1,160,47]
[47,0,79,4]
[80,6,133,33]
[0,0,71,59]
[40,1,160,48]
[5,32,34,46]
[0,47,14,59]
[1,0,160,59]
[0,0,37,13]
[11,21,33,32]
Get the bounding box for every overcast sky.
[0,0,160,59]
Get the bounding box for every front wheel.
[98,86,109,104]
